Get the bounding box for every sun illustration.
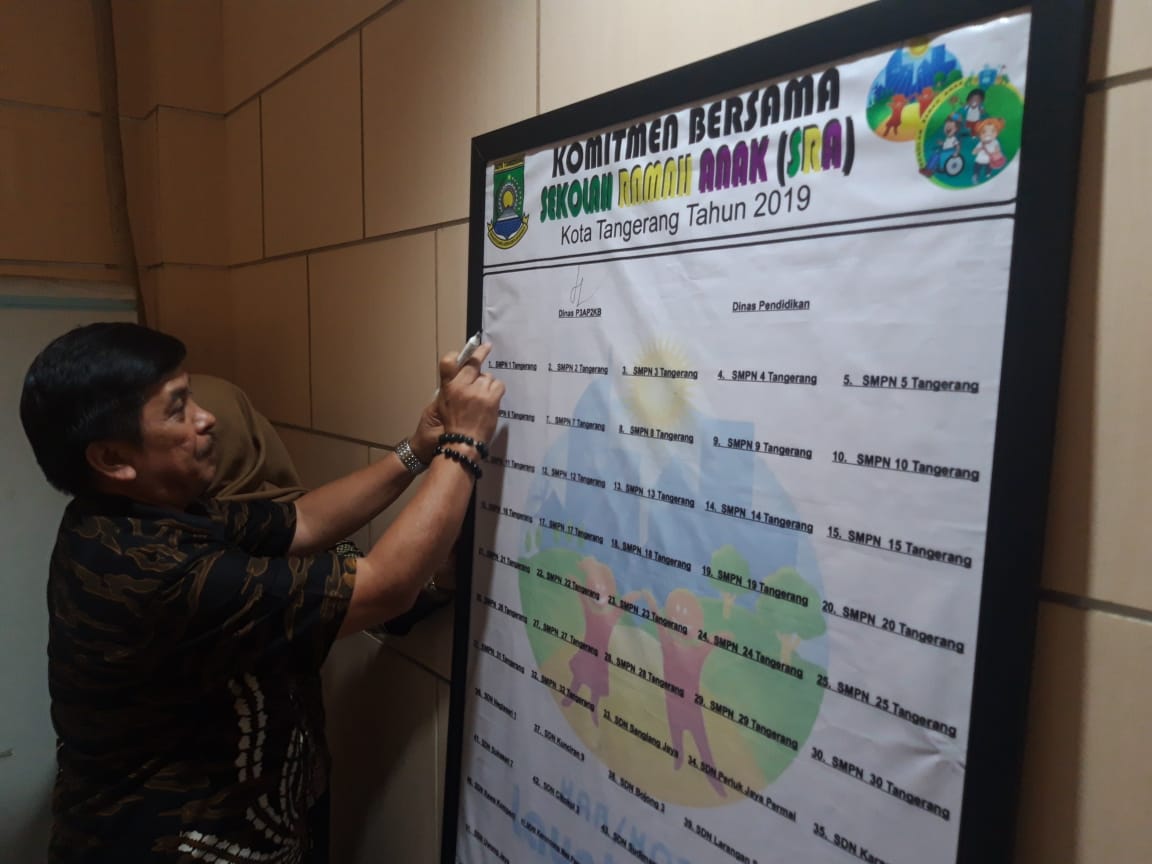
[624,340,696,429]
[906,40,930,57]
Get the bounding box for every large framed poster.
[443,2,1094,862]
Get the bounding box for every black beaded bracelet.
[438,432,489,460]
[436,445,483,480]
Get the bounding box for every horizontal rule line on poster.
[477,546,531,574]
[478,500,535,524]
[600,707,681,759]
[608,769,666,815]
[472,685,516,721]
[465,775,517,823]
[540,465,607,488]
[527,562,609,607]
[703,499,815,535]
[814,822,892,864]
[531,617,604,662]
[825,526,973,570]
[485,454,537,474]
[533,667,596,714]
[598,646,683,696]
[531,773,581,817]
[716,369,818,385]
[830,451,981,483]
[463,822,510,864]
[612,481,696,509]
[471,733,515,769]
[821,601,966,655]
[541,362,609,374]
[475,590,529,624]
[842,376,980,394]
[817,671,957,740]
[698,630,806,681]
[696,695,799,752]
[685,756,797,822]
[532,517,605,545]
[482,198,1016,274]
[610,537,693,573]
[809,747,952,822]
[533,721,586,763]
[701,566,812,608]
[712,436,813,460]
[679,812,764,863]
[472,637,527,675]
[546,415,607,432]
[616,425,695,446]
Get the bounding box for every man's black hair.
[20,323,187,497]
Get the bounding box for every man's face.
[128,371,217,507]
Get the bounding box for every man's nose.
[193,400,216,433]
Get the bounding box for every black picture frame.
[442,2,1096,861]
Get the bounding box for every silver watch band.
[395,438,428,475]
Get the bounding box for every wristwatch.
[395,438,429,475]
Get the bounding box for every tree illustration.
[711,544,754,619]
[755,567,825,664]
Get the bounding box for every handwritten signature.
[568,266,599,307]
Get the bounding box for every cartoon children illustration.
[916,86,935,117]
[971,117,1007,183]
[561,557,643,723]
[921,117,962,177]
[883,93,908,137]
[642,588,728,797]
[962,88,987,135]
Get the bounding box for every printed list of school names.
[462,347,984,864]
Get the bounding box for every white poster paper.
[457,12,1030,864]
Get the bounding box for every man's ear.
[85,440,138,484]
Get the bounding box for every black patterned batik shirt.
[45,495,356,863]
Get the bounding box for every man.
[19,322,504,863]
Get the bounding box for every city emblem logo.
[487,157,530,249]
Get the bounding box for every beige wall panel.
[276,426,369,490]
[223,0,390,109]
[262,37,363,256]
[113,0,226,116]
[377,608,454,682]
[149,0,225,113]
[111,0,154,117]
[157,109,226,265]
[0,107,115,264]
[1043,83,1152,609]
[120,115,160,267]
[323,634,440,864]
[540,0,865,112]
[362,0,536,234]
[366,448,456,680]
[1089,0,1152,81]
[275,426,371,552]
[230,258,311,428]
[1016,603,1152,863]
[225,100,264,264]
[309,234,437,444]
[0,1,100,111]
[436,224,469,357]
[154,266,234,380]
